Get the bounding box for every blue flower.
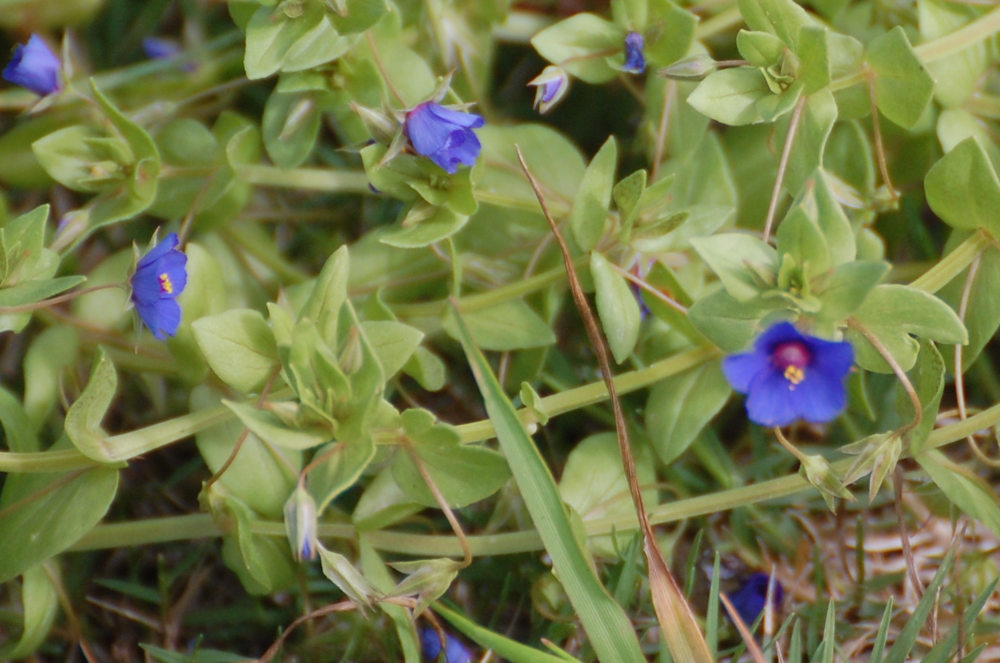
[3,34,62,96]
[405,102,485,174]
[142,36,181,60]
[729,573,783,627]
[528,65,570,114]
[130,233,188,340]
[420,628,473,663]
[723,321,853,427]
[623,32,646,74]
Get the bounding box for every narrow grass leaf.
[869,597,894,663]
[434,603,576,663]
[452,304,645,663]
[884,547,955,663]
[921,577,998,663]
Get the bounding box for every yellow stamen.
[159,272,174,294]
[784,365,805,389]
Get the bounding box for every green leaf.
[300,245,348,341]
[687,68,772,126]
[941,245,1000,369]
[0,565,59,659]
[390,408,511,508]
[244,4,357,79]
[308,435,376,512]
[797,25,831,94]
[688,290,780,352]
[261,89,323,168]
[776,201,831,276]
[590,252,640,364]
[531,13,622,84]
[379,206,470,249]
[848,284,967,373]
[443,300,556,351]
[570,136,617,252]
[452,305,646,663]
[328,0,389,35]
[925,136,1000,236]
[225,400,332,450]
[690,233,777,301]
[213,486,296,595]
[737,31,786,68]
[866,26,935,129]
[815,260,890,321]
[776,91,837,195]
[645,361,731,465]
[192,309,279,393]
[738,0,816,49]
[644,0,697,68]
[0,461,119,584]
[193,388,300,519]
[614,169,647,240]
[23,325,79,430]
[64,347,118,463]
[917,450,1000,540]
[361,320,424,380]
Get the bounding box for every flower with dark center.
[723,321,854,427]
[130,233,188,340]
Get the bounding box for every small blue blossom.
[405,102,485,174]
[623,32,646,74]
[3,34,62,96]
[130,233,188,340]
[729,573,784,627]
[723,321,853,427]
[420,628,473,663]
[528,65,570,114]
[142,36,181,60]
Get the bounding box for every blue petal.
[142,36,181,60]
[807,336,854,380]
[745,370,798,427]
[789,366,847,423]
[153,297,182,339]
[426,102,485,129]
[131,264,163,306]
[137,233,180,269]
[157,251,189,296]
[442,130,482,170]
[407,104,452,157]
[3,35,61,96]
[754,320,805,352]
[420,629,473,663]
[730,573,782,626]
[623,32,646,74]
[723,350,770,393]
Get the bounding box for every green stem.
[237,165,373,194]
[393,254,587,319]
[913,4,1000,63]
[908,230,991,293]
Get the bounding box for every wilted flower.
[420,627,473,663]
[130,233,188,340]
[623,31,646,74]
[3,34,62,96]
[723,321,853,427]
[528,65,569,114]
[729,572,784,627]
[404,102,485,174]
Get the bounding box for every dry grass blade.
[514,144,713,663]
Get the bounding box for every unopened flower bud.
[659,54,719,81]
[527,66,570,114]
[284,482,319,562]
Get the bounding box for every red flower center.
[772,341,810,387]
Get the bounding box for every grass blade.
[452,306,645,663]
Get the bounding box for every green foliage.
[3,0,1000,659]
